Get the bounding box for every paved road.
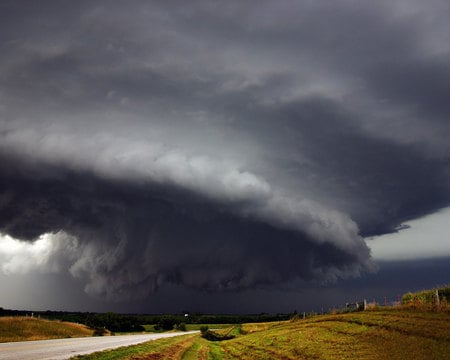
[0,331,199,360]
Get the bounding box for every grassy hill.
[73,308,450,360]
[0,316,94,342]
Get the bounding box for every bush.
[86,312,145,332]
[199,325,236,341]
[154,317,178,331]
[175,322,187,331]
[200,329,235,341]
[401,286,450,311]
[93,327,108,336]
[401,292,414,305]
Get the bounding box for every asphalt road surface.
[0,331,199,360]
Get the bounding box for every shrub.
[401,286,450,311]
[154,317,177,331]
[93,327,108,336]
[200,329,235,341]
[401,292,414,305]
[175,322,187,331]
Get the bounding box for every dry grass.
[74,308,450,360]
[71,333,199,360]
[0,316,94,343]
[225,309,450,359]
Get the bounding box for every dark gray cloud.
[0,155,371,300]
[1,0,450,307]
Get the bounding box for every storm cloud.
[1,0,450,304]
[0,152,371,300]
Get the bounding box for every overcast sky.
[1,0,449,313]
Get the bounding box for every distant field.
[142,323,233,332]
[73,309,450,359]
[0,316,94,343]
[185,324,233,331]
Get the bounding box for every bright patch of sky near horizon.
[366,207,450,261]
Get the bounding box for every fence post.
[435,289,440,307]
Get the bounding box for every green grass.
[142,324,233,332]
[71,333,199,360]
[185,324,234,331]
[0,316,94,342]
[402,285,450,309]
[230,310,450,359]
[73,309,450,360]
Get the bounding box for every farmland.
[2,286,449,358]
[73,308,450,359]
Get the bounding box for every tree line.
[0,307,294,332]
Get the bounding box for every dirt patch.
[198,346,208,360]
[138,354,163,360]
[140,337,194,360]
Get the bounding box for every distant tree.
[154,316,178,331]
[175,322,187,331]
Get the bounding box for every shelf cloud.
[1,0,450,304]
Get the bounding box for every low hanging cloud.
[0,150,372,300]
[1,0,450,301]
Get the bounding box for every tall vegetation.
[401,285,450,311]
[84,312,145,333]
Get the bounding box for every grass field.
[142,324,233,332]
[73,308,450,360]
[185,324,234,331]
[0,316,94,343]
